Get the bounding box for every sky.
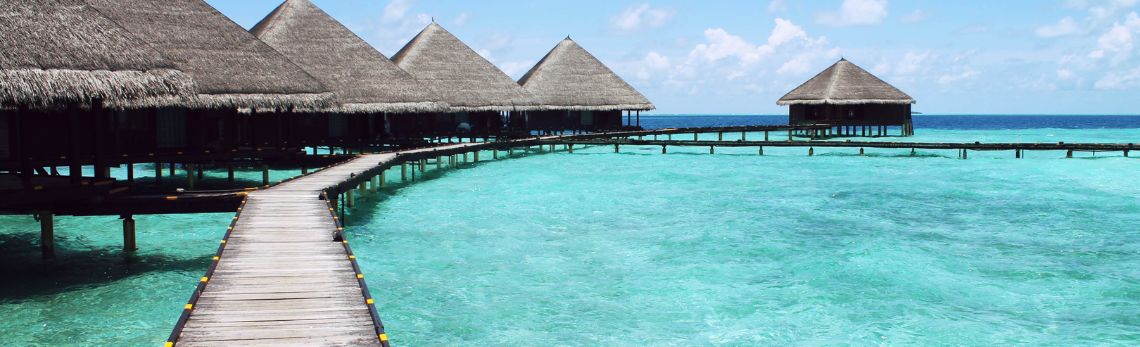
[205,0,1140,115]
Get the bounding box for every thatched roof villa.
[85,0,332,111]
[519,37,654,131]
[85,0,338,154]
[0,0,195,109]
[392,22,540,138]
[778,58,916,136]
[249,0,448,144]
[1,0,198,189]
[393,23,539,112]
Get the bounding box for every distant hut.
[778,58,916,137]
[519,38,654,133]
[86,0,335,154]
[250,0,449,146]
[0,0,196,187]
[392,23,541,139]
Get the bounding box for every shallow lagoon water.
[349,127,1139,346]
[0,117,1137,346]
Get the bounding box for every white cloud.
[817,0,889,27]
[1036,17,1081,37]
[768,0,787,13]
[938,68,980,85]
[634,51,672,80]
[902,9,927,23]
[455,12,470,26]
[1091,12,1140,63]
[499,60,536,79]
[1057,68,1076,80]
[1094,66,1140,88]
[382,0,413,22]
[611,4,675,32]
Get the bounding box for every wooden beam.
[122,214,137,252]
[40,211,54,259]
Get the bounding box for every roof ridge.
[823,60,844,102]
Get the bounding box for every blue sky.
[205,0,1140,115]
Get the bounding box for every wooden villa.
[85,0,335,159]
[518,38,654,133]
[250,0,450,146]
[392,22,542,139]
[778,58,916,137]
[0,0,196,199]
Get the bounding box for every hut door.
[156,108,187,149]
[0,113,9,159]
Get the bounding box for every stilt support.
[40,212,54,260]
[122,214,137,252]
[262,165,270,187]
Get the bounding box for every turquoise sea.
[1,116,1138,346]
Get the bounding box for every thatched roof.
[392,23,540,112]
[778,58,914,106]
[250,0,447,114]
[85,0,334,110]
[0,0,195,109]
[519,38,654,111]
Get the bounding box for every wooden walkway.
[167,141,494,347]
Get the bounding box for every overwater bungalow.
[392,23,542,139]
[519,38,655,133]
[778,58,916,136]
[0,0,196,206]
[85,0,335,158]
[250,0,450,147]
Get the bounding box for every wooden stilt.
[614,144,620,153]
[911,148,916,157]
[568,145,574,153]
[187,163,196,189]
[420,159,426,172]
[694,133,699,141]
[1125,149,1130,157]
[859,148,865,156]
[808,147,814,156]
[122,214,137,252]
[261,165,269,186]
[379,171,386,188]
[493,149,499,159]
[661,145,667,154]
[474,151,480,162]
[758,146,764,156]
[155,162,163,185]
[346,190,354,208]
[401,162,407,182]
[40,212,55,259]
[436,156,443,169]
[127,163,135,184]
[1066,150,1073,158]
[371,175,379,193]
[169,162,176,177]
[718,132,723,141]
[1015,149,1021,159]
[197,165,204,180]
[227,164,235,185]
[764,131,768,141]
[709,146,715,154]
[963,149,968,159]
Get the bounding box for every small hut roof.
[519,38,654,111]
[391,23,540,112]
[250,0,447,114]
[777,58,914,106]
[0,0,195,109]
[85,0,334,110]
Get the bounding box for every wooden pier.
[166,139,543,346]
[540,137,1136,158]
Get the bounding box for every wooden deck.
[168,142,491,347]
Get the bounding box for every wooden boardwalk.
[168,142,491,347]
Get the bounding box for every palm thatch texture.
[392,23,540,112]
[0,0,195,109]
[777,58,914,106]
[84,0,334,111]
[519,38,654,111]
[250,0,447,114]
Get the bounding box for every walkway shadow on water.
[0,233,211,300]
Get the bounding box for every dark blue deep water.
[640,115,1140,130]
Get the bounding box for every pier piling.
[122,214,136,252]
[39,212,54,259]
[809,147,814,156]
[127,163,135,184]
[261,165,270,187]
[155,162,163,185]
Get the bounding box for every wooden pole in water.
[568,144,574,154]
[808,147,814,156]
[474,151,480,162]
[694,132,699,141]
[718,132,723,141]
[420,159,426,172]
[169,162,176,176]
[493,149,498,159]
[379,171,386,188]
[1015,149,1021,159]
[347,189,354,208]
[1125,149,1130,157]
[301,166,308,175]
[155,162,162,185]
[1066,150,1073,158]
[262,165,270,186]
[127,163,135,184]
[963,149,968,159]
[39,211,54,259]
[764,131,768,141]
[709,146,715,154]
[758,146,764,156]
[436,156,443,169]
[614,144,620,153]
[122,214,136,252]
[661,145,667,154]
[859,148,864,156]
[401,162,407,182]
[911,148,916,157]
[187,163,197,189]
[227,163,235,185]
